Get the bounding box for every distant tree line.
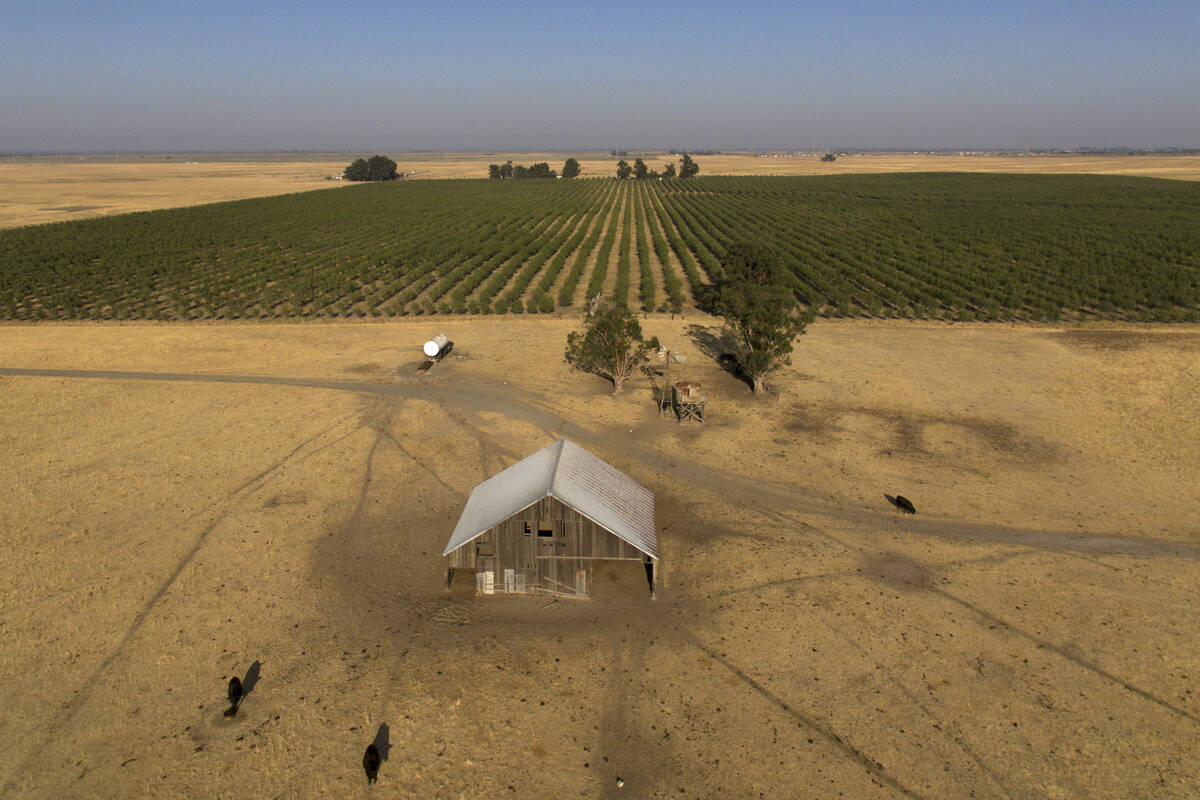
[489,159,581,179]
[616,154,696,180]
[667,149,721,156]
[343,155,399,181]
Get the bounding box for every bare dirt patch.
[0,317,1197,798]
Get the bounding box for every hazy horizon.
[3,0,1198,153]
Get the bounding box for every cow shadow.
[372,722,391,762]
[242,661,261,697]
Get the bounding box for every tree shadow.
[857,549,935,592]
[684,324,752,390]
[563,341,610,388]
[789,402,1061,470]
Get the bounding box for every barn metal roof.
[442,439,657,559]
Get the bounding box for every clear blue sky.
[2,0,1197,152]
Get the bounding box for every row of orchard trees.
[4,173,1197,322]
[486,155,700,181]
[488,159,582,179]
[616,153,698,180]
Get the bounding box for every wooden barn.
[443,439,657,597]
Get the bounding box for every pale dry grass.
[752,153,1200,180]
[0,160,347,229]
[3,153,1198,230]
[391,152,1200,181]
[0,318,1198,798]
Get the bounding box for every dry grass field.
[0,160,347,229]
[1,317,1198,799]
[697,153,1200,180]
[3,153,1199,229]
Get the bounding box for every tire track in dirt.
[804,599,1022,799]
[0,366,420,395]
[6,365,1195,562]
[760,502,1200,726]
[7,365,1194,562]
[1,409,361,793]
[673,626,928,800]
[382,430,462,499]
[8,364,1197,755]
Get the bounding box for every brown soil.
[0,317,1197,799]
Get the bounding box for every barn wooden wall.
[446,496,646,596]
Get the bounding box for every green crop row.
[2,174,1197,322]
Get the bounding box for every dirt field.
[1,317,1197,799]
[4,153,1199,229]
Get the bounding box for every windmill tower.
[655,345,686,415]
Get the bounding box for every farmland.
[0,159,348,229]
[1,319,1199,798]
[2,173,1199,322]
[5,153,1198,232]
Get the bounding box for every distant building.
[443,439,657,597]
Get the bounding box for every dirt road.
[1,317,1197,798]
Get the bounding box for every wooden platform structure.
[443,439,658,598]
[672,381,706,423]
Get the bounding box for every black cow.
[895,495,916,514]
[363,744,382,783]
[223,677,243,718]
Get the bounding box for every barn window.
[523,522,532,536]
[537,524,554,538]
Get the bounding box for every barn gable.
[443,439,657,559]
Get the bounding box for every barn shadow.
[447,568,478,598]
[591,560,654,606]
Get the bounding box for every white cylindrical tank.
[423,333,449,358]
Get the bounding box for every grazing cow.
[896,495,916,514]
[224,677,243,717]
[363,744,381,783]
